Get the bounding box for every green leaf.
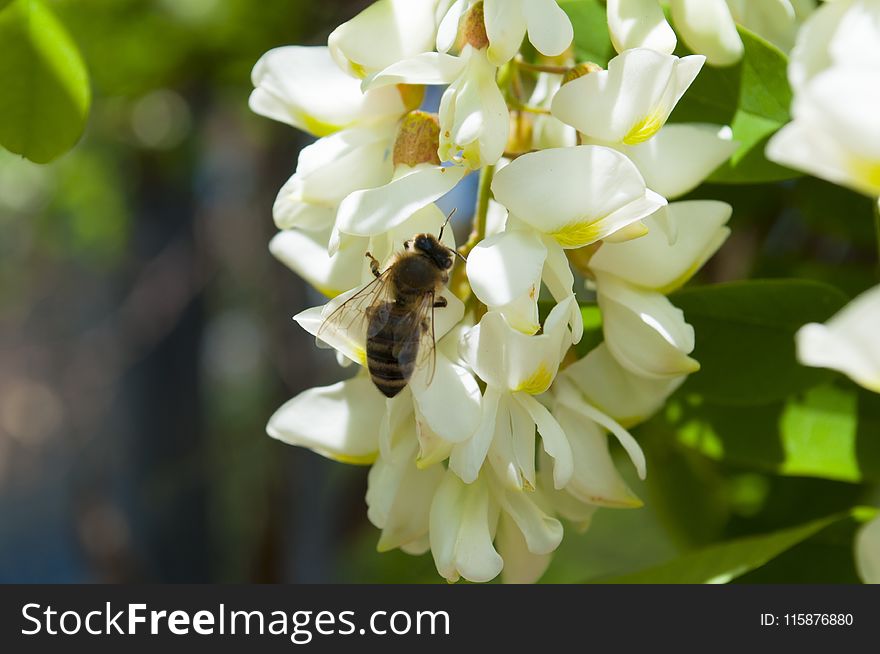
[0,0,91,163]
[0,0,13,12]
[670,26,797,184]
[668,383,880,483]
[671,280,849,405]
[590,513,850,583]
[559,0,614,67]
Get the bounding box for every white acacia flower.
[551,49,704,146]
[767,68,880,197]
[560,343,685,429]
[249,46,416,136]
[465,226,580,336]
[328,0,440,79]
[491,145,667,248]
[449,297,578,490]
[590,200,733,293]
[367,44,509,169]
[856,515,880,584]
[608,0,804,67]
[272,123,397,231]
[330,111,469,249]
[591,201,732,379]
[268,373,386,464]
[788,0,880,91]
[598,123,737,200]
[796,283,880,393]
[334,163,469,250]
[551,375,648,507]
[270,228,368,299]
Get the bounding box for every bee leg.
[365,252,381,278]
[433,297,447,309]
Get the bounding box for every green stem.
[874,196,880,274]
[515,59,569,75]
[461,164,495,256]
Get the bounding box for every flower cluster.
[251,0,736,583]
[768,0,880,584]
[606,0,811,67]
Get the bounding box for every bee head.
[412,233,454,270]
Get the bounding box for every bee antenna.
[438,208,457,241]
[453,249,468,264]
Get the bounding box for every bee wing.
[402,291,439,386]
[317,270,394,355]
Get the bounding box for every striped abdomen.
[366,301,422,398]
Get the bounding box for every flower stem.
[515,60,569,75]
[460,164,495,257]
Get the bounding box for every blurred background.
[1,0,877,584]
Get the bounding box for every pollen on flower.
[515,364,554,395]
[393,111,442,167]
[623,109,665,145]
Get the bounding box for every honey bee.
[319,213,462,398]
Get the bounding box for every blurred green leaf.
[0,0,90,163]
[560,0,614,66]
[672,279,849,405]
[671,26,798,184]
[669,383,880,483]
[591,512,852,583]
[0,0,13,11]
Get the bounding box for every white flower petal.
[484,0,528,65]
[270,228,368,298]
[328,0,439,78]
[366,52,466,89]
[492,145,666,248]
[368,436,445,552]
[337,164,468,237]
[449,386,502,483]
[553,404,644,507]
[598,275,700,379]
[552,49,704,145]
[590,200,732,293]
[619,123,737,199]
[498,486,564,555]
[514,392,573,489]
[767,69,880,197]
[562,343,685,428]
[796,283,880,393]
[554,379,647,480]
[249,46,406,135]
[855,515,880,584]
[488,394,537,490]
[467,229,547,306]
[669,0,743,67]
[430,472,503,583]
[789,0,880,90]
[437,0,468,53]
[440,49,510,168]
[411,353,482,443]
[267,376,383,464]
[523,0,574,57]
[607,0,677,54]
[496,512,553,584]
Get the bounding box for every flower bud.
[562,62,602,86]
[393,111,441,167]
[463,1,489,50]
